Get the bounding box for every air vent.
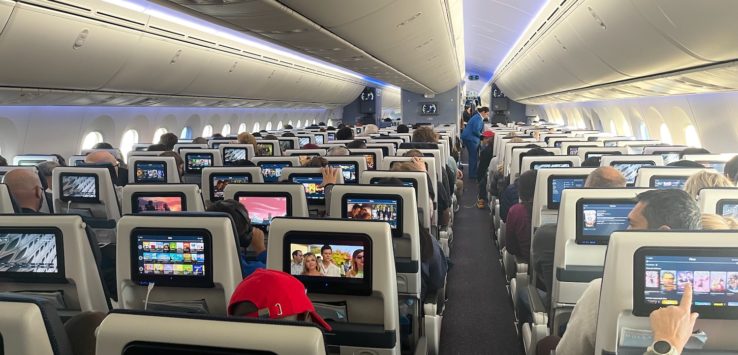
[397,12,423,28]
[97,12,145,27]
[263,56,278,62]
[129,98,161,106]
[49,0,91,12]
[218,44,241,52]
[189,36,216,45]
[149,26,185,37]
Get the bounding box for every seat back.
[223,183,310,223]
[52,167,121,220]
[327,184,421,295]
[200,167,264,205]
[560,141,602,156]
[127,156,180,184]
[96,310,326,354]
[180,149,223,176]
[0,215,110,312]
[121,184,205,214]
[576,146,628,161]
[255,140,283,157]
[510,147,562,177]
[698,188,738,215]
[500,143,547,177]
[531,168,594,228]
[520,156,581,176]
[11,154,58,166]
[324,156,368,185]
[683,154,737,173]
[173,143,208,154]
[67,155,86,167]
[267,217,400,353]
[277,137,299,151]
[0,184,16,213]
[361,171,433,230]
[634,167,707,188]
[349,148,384,171]
[116,214,243,315]
[0,293,73,355]
[219,144,255,165]
[80,149,124,163]
[252,156,301,183]
[595,231,738,354]
[382,156,438,204]
[366,142,396,157]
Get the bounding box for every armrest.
[555,265,603,283]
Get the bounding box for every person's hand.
[456,169,463,179]
[411,157,426,172]
[320,166,340,186]
[650,283,699,353]
[249,228,267,255]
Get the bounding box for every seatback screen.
[611,161,655,185]
[531,162,572,170]
[223,148,247,165]
[718,199,738,219]
[133,195,184,213]
[210,174,251,200]
[185,153,213,174]
[0,228,64,282]
[258,162,291,183]
[314,135,324,145]
[547,175,587,209]
[60,174,99,202]
[298,137,310,148]
[256,143,274,157]
[576,199,635,245]
[350,153,376,170]
[328,162,358,183]
[278,140,293,152]
[697,161,726,173]
[131,230,213,288]
[134,161,167,183]
[344,197,401,231]
[237,195,289,226]
[660,152,681,165]
[650,176,688,190]
[290,175,325,204]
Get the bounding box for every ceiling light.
[492,0,554,78]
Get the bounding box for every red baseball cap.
[228,269,332,331]
[482,131,495,138]
[302,143,320,149]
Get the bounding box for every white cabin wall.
[531,91,738,153]
[0,106,334,161]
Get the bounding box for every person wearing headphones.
[207,199,267,277]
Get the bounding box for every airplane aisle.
[440,172,522,354]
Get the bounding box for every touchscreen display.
[549,176,586,207]
[256,143,274,157]
[586,151,621,159]
[314,135,324,145]
[290,175,325,203]
[327,132,335,142]
[133,232,211,287]
[660,152,680,165]
[718,200,738,219]
[577,200,635,245]
[211,174,251,200]
[328,163,357,183]
[351,153,375,170]
[698,161,726,173]
[17,160,45,166]
[185,153,212,173]
[345,198,399,229]
[223,148,247,165]
[134,161,167,183]
[298,137,310,147]
[259,162,290,183]
[134,196,184,213]
[634,248,738,319]
[532,162,572,170]
[60,174,98,201]
[279,140,293,152]
[651,176,688,190]
[0,232,59,275]
[237,196,288,226]
[612,162,655,185]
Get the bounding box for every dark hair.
[206,199,253,248]
[252,132,262,138]
[320,245,332,254]
[373,177,405,186]
[230,159,255,167]
[679,147,710,159]
[478,106,490,113]
[397,124,409,134]
[292,250,302,257]
[305,156,328,167]
[336,127,354,141]
[0,155,7,166]
[666,160,705,168]
[724,155,738,182]
[158,151,184,176]
[327,126,336,131]
[318,122,326,126]
[264,134,278,140]
[581,156,601,167]
[158,132,178,151]
[92,142,114,150]
[517,169,537,216]
[282,132,295,138]
[147,144,167,152]
[211,133,224,139]
[635,189,701,230]
[346,139,366,149]
[284,124,294,130]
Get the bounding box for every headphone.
[210,199,253,248]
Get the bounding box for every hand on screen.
[649,283,699,353]
[411,157,426,172]
[320,167,340,186]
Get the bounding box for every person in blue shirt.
[460,106,489,178]
[207,199,267,278]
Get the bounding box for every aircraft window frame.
[181,126,192,139]
[202,125,213,138]
[327,119,334,127]
[81,131,104,150]
[609,121,618,135]
[152,128,167,144]
[121,129,139,162]
[253,122,260,133]
[238,123,247,134]
[277,121,283,130]
[296,120,301,128]
[222,123,232,136]
[639,122,649,139]
[685,125,701,148]
[659,123,673,144]
[265,122,273,131]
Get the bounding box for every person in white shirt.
[290,250,304,275]
[319,245,342,277]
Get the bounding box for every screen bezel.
[134,160,168,184]
[546,174,588,210]
[130,228,214,288]
[649,175,689,190]
[283,231,373,296]
[567,144,598,156]
[289,173,325,205]
[58,173,100,203]
[341,193,404,238]
[234,191,292,229]
[350,152,377,170]
[530,161,573,170]
[131,192,187,214]
[610,160,656,185]
[716,199,738,217]
[255,143,275,157]
[0,227,66,283]
[584,151,622,159]
[327,162,359,184]
[184,153,214,174]
[256,161,292,183]
[575,197,636,245]
[632,246,738,319]
[369,177,419,198]
[222,147,249,165]
[277,139,295,151]
[209,173,253,201]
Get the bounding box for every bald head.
[3,169,43,212]
[84,151,118,165]
[585,166,627,188]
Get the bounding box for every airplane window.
[120,129,139,162]
[253,122,260,132]
[265,122,273,131]
[659,123,673,144]
[81,131,104,150]
[304,119,310,127]
[181,126,192,139]
[327,119,334,127]
[277,121,283,130]
[288,120,293,127]
[609,121,618,135]
[203,125,213,137]
[312,119,317,125]
[685,125,702,148]
[640,122,649,139]
[296,120,301,128]
[238,123,247,134]
[622,120,633,136]
[152,128,167,143]
[222,124,231,136]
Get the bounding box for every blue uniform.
[461,113,484,177]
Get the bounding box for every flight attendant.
[460,106,490,179]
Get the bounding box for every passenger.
[290,250,304,275]
[0,155,6,166]
[678,147,710,159]
[36,161,60,192]
[647,283,699,355]
[476,130,495,208]
[146,144,167,151]
[580,156,601,167]
[3,169,44,213]
[683,170,734,200]
[252,132,261,138]
[237,132,257,147]
[336,126,354,141]
[360,124,379,136]
[284,124,293,129]
[505,169,537,264]
[395,124,408,134]
[541,189,701,355]
[281,132,296,138]
[346,249,365,278]
[319,245,342,276]
[264,134,278,140]
[724,155,738,184]
[667,160,705,168]
[301,253,321,276]
[228,269,332,331]
[700,213,738,230]
[158,132,178,151]
[158,151,184,179]
[395,155,451,226]
[305,156,328,167]
[584,166,627,188]
[302,143,320,150]
[206,199,266,277]
[211,133,224,139]
[412,126,437,144]
[85,151,127,186]
[191,137,208,144]
[499,148,553,222]
[326,146,350,156]
[92,142,114,150]
[346,139,366,149]
[460,106,489,178]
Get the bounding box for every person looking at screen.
[360,124,379,136]
[505,169,537,264]
[700,213,738,230]
[301,253,321,276]
[158,132,178,151]
[206,199,267,278]
[36,161,60,192]
[237,132,257,148]
[460,106,489,179]
[158,151,184,179]
[84,151,127,186]
[397,124,409,134]
[326,146,350,156]
[3,169,44,213]
[683,170,734,200]
[146,144,166,152]
[499,147,552,222]
[476,130,496,209]
[319,245,342,277]
[336,126,354,141]
[192,137,208,144]
[347,249,365,278]
[346,139,366,149]
[290,250,304,275]
[537,189,701,355]
[678,147,710,160]
[92,142,114,150]
[724,155,738,184]
[0,155,7,166]
[228,269,332,332]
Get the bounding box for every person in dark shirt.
[505,169,536,264]
[3,169,45,213]
[476,130,495,208]
[0,155,7,166]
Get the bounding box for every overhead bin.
[0,0,13,30]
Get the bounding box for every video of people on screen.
[212,175,250,199]
[345,199,398,229]
[135,162,166,183]
[136,196,183,212]
[290,243,365,279]
[187,155,212,171]
[256,143,274,157]
[238,196,288,225]
[260,163,287,182]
